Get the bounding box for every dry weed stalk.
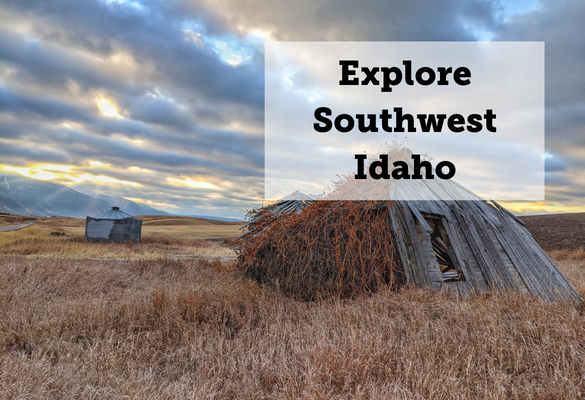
[237,201,404,300]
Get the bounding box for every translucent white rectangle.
[265,41,544,201]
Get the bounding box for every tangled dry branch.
[236,201,405,300]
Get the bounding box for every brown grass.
[0,224,52,247]
[141,223,242,239]
[0,216,238,259]
[0,215,244,243]
[141,216,242,226]
[0,235,235,260]
[1,213,585,399]
[550,249,585,300]
[1,242,585,398]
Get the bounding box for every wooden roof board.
[440,209,489,291]
[388,204,417,285]
[452,206,513,292]
[388,203,428,287]
[239,191,316,232]
[496,208,581,305]
[492,202,575,302]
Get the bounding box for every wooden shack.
[240,187,583,307]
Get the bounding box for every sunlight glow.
[167,177,219,190]
[97,97,123,118]
[122,197,177,208]
[112,134,144,145]
[75,174,140,186]
[89,160,111,168]
[2,166,60,180]
[128,166,155,173]
[247,29,273,42]
[2,164,74,180]
[35,164,72,172]
[1,164,139,187]
[499,201,585,215]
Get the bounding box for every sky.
[1,0,584,218]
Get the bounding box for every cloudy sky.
[1,0,584,217]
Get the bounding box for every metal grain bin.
[85,207,142,242]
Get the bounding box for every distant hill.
[184,214,243,222]
[0,173,170,218]
[89,194,170,217]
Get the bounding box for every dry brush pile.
[236,201,405,300]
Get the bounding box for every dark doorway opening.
[424,215,465,282]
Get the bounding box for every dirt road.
[0,223,31,232]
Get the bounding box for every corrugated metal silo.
[85,207,142,242]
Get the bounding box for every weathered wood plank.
[409,205,433,233]
[496,210,579,304]
[490,199,526,226]
[400,204,432,287]
[483,220,528,292]
[388,204,416,285]
[439,208,486,291]
[450,205,508,291]
[463,206,517,289]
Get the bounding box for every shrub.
[236,201,404,300]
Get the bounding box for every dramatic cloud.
[0,0,265,217]
[493,0,585,212]
[191,0,499,41]
[1,0,584,216]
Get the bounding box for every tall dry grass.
[1,253,585,399]
[1,235,235,260]
[550,249,585,299]
[0,224,48,247]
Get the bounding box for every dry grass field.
[141,216,244,240]
[0,215,241,260]
[1,213,585,399]
[0,214,243,242]
[521,212,585,252]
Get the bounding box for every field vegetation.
[1,214,584,399]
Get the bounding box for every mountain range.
[0,173,169,219]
